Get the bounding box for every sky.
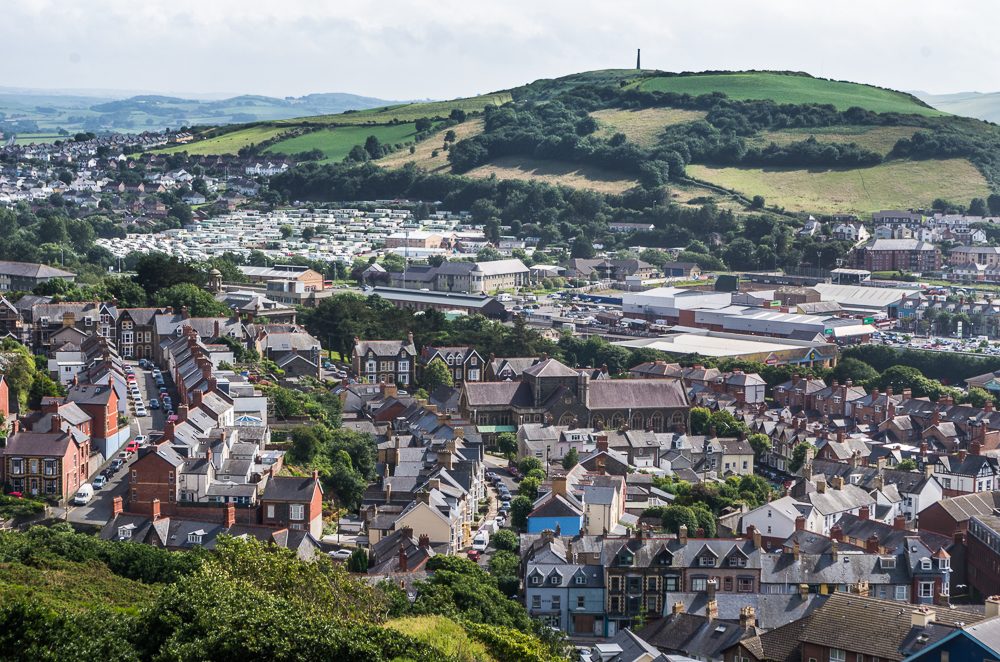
[3,0,1000,100]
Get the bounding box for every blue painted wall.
[528,515,583,535]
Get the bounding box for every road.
[59,363,178,525]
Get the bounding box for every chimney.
[886,386,893,399]
[710,425,717,439]
[830,475,844,490]
[597,439,608,452]
[706,578,717,600]
[972,441,982,456]
[437,449,453,470]
[214,320,220,339]
[793,538,800,561]
[816,480,826,494]
[958,448,967,463]
[706,596,718,621]
[112,495,123,518]
[696,527,705,538]
[911,606,936,628]
[163,420,176,441]
[894,515,906,531]
[859,506,869,520]
[837,429,844,443]
[672,602,685,615]
[407,331,414,345]
[398,544,407,572]
[799,583,809,600]
[208,377,217,393]
[830,525,843,541]
[151,498,161,521]
[831,538,839,562]
[419,534,430,548]
[223,503,235,528]
[740,606,756,630]
[552,476,568,497]
[679,524,688,545]
[903,388,912,400]
[753,528,762,549]
[866,535,879,553]
[933,407,941,426]
[177,404,188,422]
[418,491,431,505]
[795,515,806,531]
[50,413,62,433]
[181,305,188,319]
[988,400,996,413]
[428,478,441,491]
[792,373,800,386]
[192,390,203,408]
[385,484,392,503]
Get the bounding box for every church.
[459,357,690,438]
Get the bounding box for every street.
[59,363,177,525]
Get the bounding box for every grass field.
[462,156,640,193]
[273,93,511,126]
[380,119,485,172]
[0,558,158,611]
[158,125,291,155]
[385,615,495,662]
[687,158,991,215]
[750,126,923,154]
[13,133,62,145]
[637,74,946,116]
[590,107,707,147]
[265,124,424,162]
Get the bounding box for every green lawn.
[638,74,946,116]
[265,124,423,162]
[687,158,991,215]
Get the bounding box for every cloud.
[0,0,999,98]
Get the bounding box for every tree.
[510,495,533,530]
[832,357,879,385]
[422,358,453,392]
[724,238,758,270]
[346,144,369,162]
[155,282,230,318]
[496,432,517,456]
[301,227,316,242]
[280,224,293,239]
[477,246,503,262]
[661,505,698,534]
[450,109,467,122]
[989,193,1000,216]
[690,407,710,435]
[691,505,716,538]
[444,130,457,142]
[971,197,989,217]
[487,550,518,577]
[364,135,383,159]
[491,528,518,553]
[519,456,543,476]
[134,253,204,295]
[289,426,320,465]
[381,253,407,273]
[345,548,369,572]
[751,195,766,209]
[895,459,918,471]
[748,433,771,458]
[789,442,815,473]
[571,234,595,259]
[561,448,579,470]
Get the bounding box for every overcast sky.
[3,0,1000,100]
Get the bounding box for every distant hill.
[911,90,1000,123]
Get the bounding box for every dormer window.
[530,575,541,585]
[620,553,633,566]
[699,556,715,567]
[940,558,950,570]
[118,526,133,539]
[550,575,560,585]
[188,533,202,545]
[729,556,747,568]
[880,556,896,569]
[921,558,932,570]
[575,575,586,585]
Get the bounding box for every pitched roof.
[522,358,579,378]
[462,381,533,407]
[262,475,320,502]
[588,378,688,410]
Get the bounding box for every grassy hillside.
[264,124,425,162]
[157,93,510,157]
[748,125,923,153]
[380,119,485,171]
[386,615,495,662]
[687,158,991,215]
[637,73,945,115]
[0,558,158,611]
[590,107,707,146]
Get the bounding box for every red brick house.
[0,415,90,498]
[64,377,124,459]
[261,473,324,538]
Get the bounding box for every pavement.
[57,363,179,525]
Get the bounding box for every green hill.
[635,73,944,115]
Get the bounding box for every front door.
[30,478,38,495]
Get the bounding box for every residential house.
[261,473,324,539]
[0,415,90,498]
[418,345,484,384]
[351,333,418,386]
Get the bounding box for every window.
[738,578,753,593]
[266,504,275,519]
[921,558,931,570]
[829,650,846,662]
[577,596,585,609]
[627,577,641,592]
[289,504,304,520]
[531,594,540,609]
[611,577,620,591]
[665,576,678,592]
[550,574,560,585]
[551,595,560,609]
[30,459,38,474]
[531,575,541,585]
[729,556,747,567]
[700,556,715,567]
[188,533,202,545]
[646,596,656,612]
[724,577,733,591]
[10,459,24,474]
[399,361,409,372]
[43,460,56,476]
[131,470,137,483]
[576,575,586,585]
[919,582,934,599]
[895,586,908,601]
[131,488,137,502]
[619,553,633,566]
[119,527,132,539]
[647,577,657,591]
[880,557,896,569]
[168,472,174,485]
[610,596,620,612]
[692,577,707,592]
[939,557,950,570]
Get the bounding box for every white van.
[472,532,490,551]
[497,293,512,302]
[73,484,94,506]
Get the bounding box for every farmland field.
[637,74,946,116]
[687,158,990,215]
[590,107,707,147]
[380,119,485,171]
[265,124,424,162]
[273,93,511,126]
[749,126,924,155]
[157,125,290,155]
[461,156,639,193]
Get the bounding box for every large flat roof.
[613,330,833,358]
[811,283,921,309]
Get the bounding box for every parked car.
[136,406,147,417]
[467,549,481,561]
[328,549,352,560]
[73,485,94,506]
[134,435,148,446]
[92,475,107,489]
[126,441,139,454]
[150,398,160,409]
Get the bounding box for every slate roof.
[462,381,533,407]
[522,358,579,378]
[930,491,1000,523]
[588,378,688,410]
[354,339,416,357]
[732,614,817,662]
[663,593,828,630]
[262,475,320,502]
[635,612,751,660]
